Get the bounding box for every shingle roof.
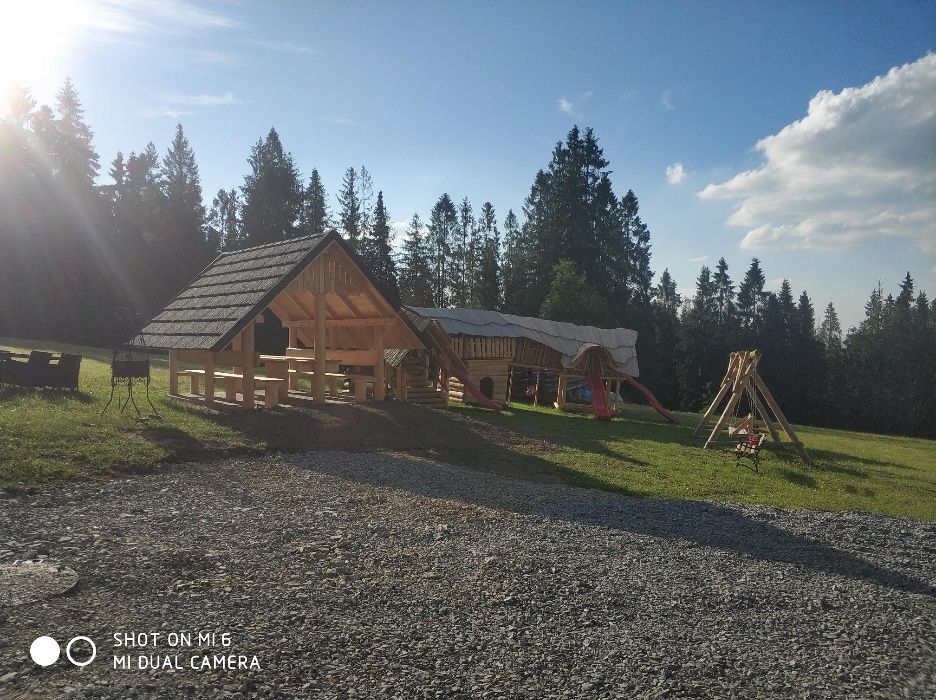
[141,232,333,350]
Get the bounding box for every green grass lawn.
[450,401,936,521]
[0,337,253,484]
[2,336,934,521]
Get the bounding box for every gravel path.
[1,451,934,699]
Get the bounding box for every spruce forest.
[1,82,933,438]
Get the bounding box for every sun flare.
[0,0,85,99]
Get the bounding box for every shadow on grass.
[781,469,817,488]
[0,386,94,404]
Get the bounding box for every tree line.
[0,81,933,438]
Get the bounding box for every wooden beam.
[556,373,567,410]
[168,349,179,395]
[373,325,385,400]
[693,382,731,436]
[754,371,812,465]
[204,353,215,407]
[313,291,327,402]
[750,385,781,442]
[241,322,255,409]
[287,327,298,391]
[178,350,258,366]
[283,317,396,328]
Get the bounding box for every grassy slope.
[450,401,936,521]
[2,337,934,520]
[0,338,248,482]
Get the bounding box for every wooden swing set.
[693,350,812,468]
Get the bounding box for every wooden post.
[288,327,298,391]
[241,322,255,409]
[441,370,450,407]
[556,373,567,410]
[374,325,385,401]
[204,353,215,406]
[754,371,813,465]
[168,349,179,396]
[313,292,327,402]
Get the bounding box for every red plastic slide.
[621,375,679,424]
[437,357,502,413]
[586,372,612,421]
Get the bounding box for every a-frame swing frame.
[692,350,812,466]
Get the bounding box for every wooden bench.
[295,370,348,395]
[178,369,285,407]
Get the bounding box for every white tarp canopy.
[408,307,640,377]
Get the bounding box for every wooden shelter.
[140,231,424,408]
[693,350,812,466]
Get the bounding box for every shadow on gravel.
[297,452,936,599]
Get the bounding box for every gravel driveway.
[0,451,933,699]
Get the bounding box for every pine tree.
[398,213,431,306]
[521,126,623,312]
[337,166,362,248]
[358,165,374,238]
[712,257,735,326]
[207,188,241,252]
[737,258,767,337]
[500,208,533,314]
[620,189,652,307]
[675,266,722,408]
[790,290,824,424]
[452,197,474,307]
[53,78,100,186]
[476,202,500,310]
[364,191,399,303]
[540,260,614,327]
[241,127,302,246]
[428,193,458,307]
[646,269,682,406]
[300,168,330,236]
[160,123,207,293]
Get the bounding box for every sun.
[0,0,85,100]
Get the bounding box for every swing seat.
[735,432,768,471]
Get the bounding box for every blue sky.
[4,0,935,327]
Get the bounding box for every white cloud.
[699,53,936,252]
[77,0,241,35]
[322,116,365,127]
[660,89,675,110]
[688,255,708,263]
[557,91,592,119]
[140,107,192,119]
[161,91,242,106]
[666,162,686,185]
[248,39,319,55]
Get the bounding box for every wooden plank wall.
[451,336,516,360]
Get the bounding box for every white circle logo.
[30,636,60,666]
[66,636,97,667]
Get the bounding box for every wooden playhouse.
[406,308,676,422]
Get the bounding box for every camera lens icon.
[29,636,60,666]
[66,636,97,667]
[30,636,96,667]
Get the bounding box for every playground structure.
[406,307,677,423]
[693,350,812,466]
